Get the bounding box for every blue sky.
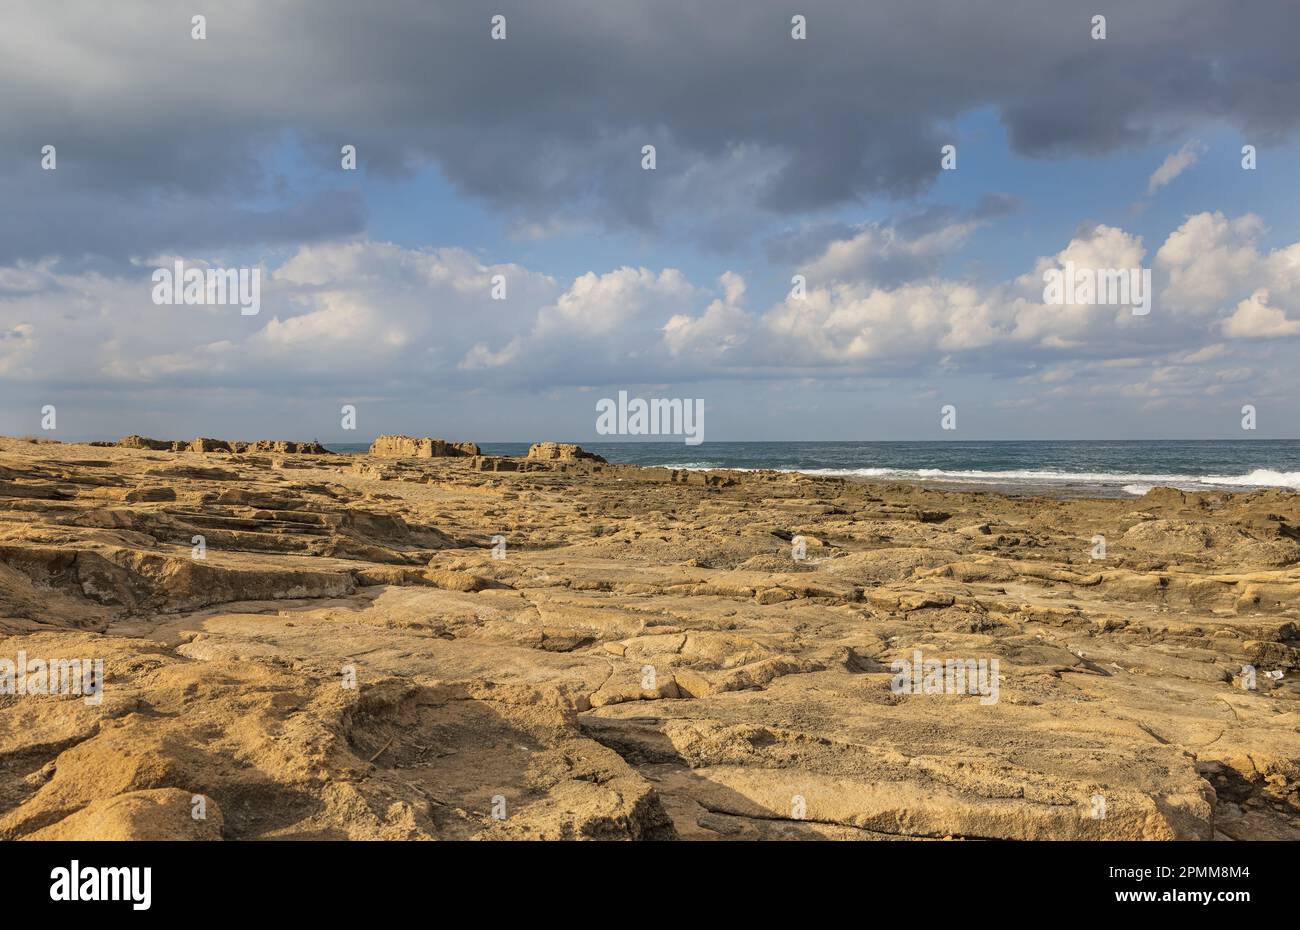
[2,1,1299,442]
[295,111,1300,305]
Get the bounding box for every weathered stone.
[526,442,607,463]
[369,435,480,458]
[0,433,1297,842]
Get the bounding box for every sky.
[3,1,1300,443]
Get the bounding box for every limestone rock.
[369,435,480,458]
[239,439,331,454]
[115,434,175,451]
[112,435,330,455]
[1,433,1298,842]
[526,442,607,463]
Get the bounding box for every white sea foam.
[650,464,1300,492]
[1198,469,1300,489]
[786,467,1200,484]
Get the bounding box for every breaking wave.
[653,464,1300,493]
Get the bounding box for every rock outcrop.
[105,436,330,455]
[241,440,332,454]
[526,442,607,463]
[1,433,1297,841]
[369,435,480,458]
[113,435,176,451]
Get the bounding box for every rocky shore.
[0,434,1297,840]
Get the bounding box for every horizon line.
[33,435,1300,446]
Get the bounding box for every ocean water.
[325,440,1300,497]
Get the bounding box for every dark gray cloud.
[2,0,1298,262]
[0,177,365,266]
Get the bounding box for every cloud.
[663,272,751,362]
[800,214,984,288]
[767,199,1020,293]
[1147,141,1205,194]
[536,267,696,340]
[1221,289,1300,338]
[667,213,1300,373]
[5,213,1300,410]
[1156,212,1300,321]
[4,1,1300,261]
[1008,224,1152,348]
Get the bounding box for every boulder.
[526,442,607,463]
[115,435,174,451]
[368,435,480,458]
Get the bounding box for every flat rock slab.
[0,437,1297,839]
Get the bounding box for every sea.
[324,439,1300,498]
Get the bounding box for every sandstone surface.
[1,436,1297,840]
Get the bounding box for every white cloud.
[0,323,36,377]
[459,337,522,370]
[1147,141,1205,194]
[5,212,1300,404]
[536,267,697,339]
[663,272,752,362]
[762,280,1003,364]
[1221,289,1300,338]
[1156,212,1266,312]
[801,217,982,286]
[1009,224,1151,346]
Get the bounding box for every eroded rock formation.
[0,435,1297,840]
[526,442,606,463]
[105,436,331,455]
[369,435,480,458]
